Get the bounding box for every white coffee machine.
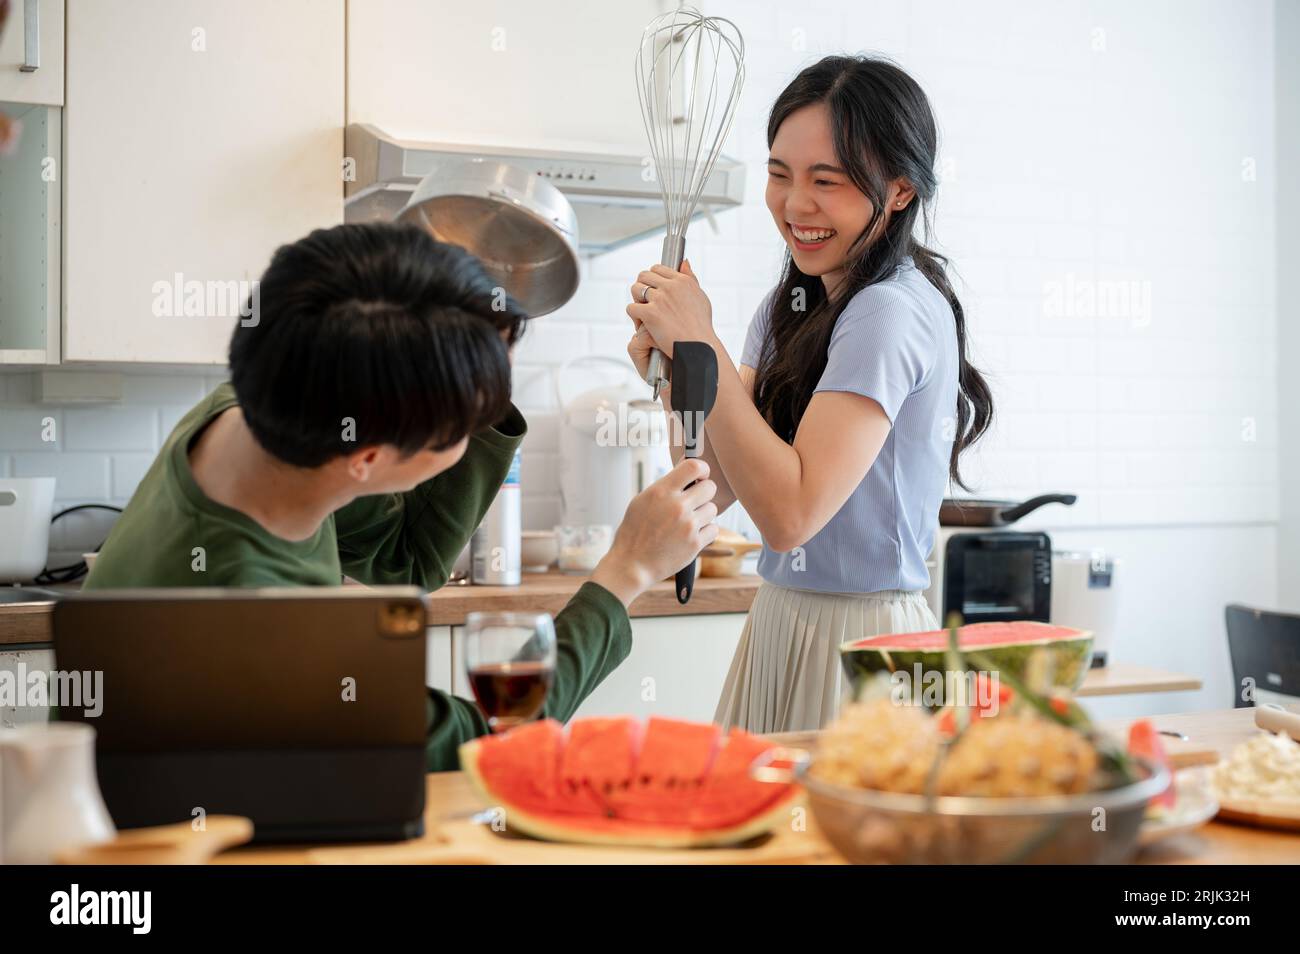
[1049,550,1121,667]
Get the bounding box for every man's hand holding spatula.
[628,262,727,603]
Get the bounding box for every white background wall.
[1,0,1289,718]
[1277,0,1300,612]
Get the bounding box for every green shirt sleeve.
[422,581,634,771]
[333,404,526,589]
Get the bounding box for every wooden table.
[1078,663,1202,697]
[1096,707,1300,864]
[220,707,1298,865]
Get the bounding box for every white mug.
[0,723,115,865]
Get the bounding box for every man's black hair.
[229,223,527,468]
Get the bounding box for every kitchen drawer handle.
[20,0,40,72]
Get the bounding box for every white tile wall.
[511,0,1280,538]
[0,0,1285,713]
[0,371,227,567]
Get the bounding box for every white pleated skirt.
[714,581,939,734]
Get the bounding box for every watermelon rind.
[839,621,1094,696]
[458,731,802,850]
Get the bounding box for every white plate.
[1139,767,1219,846]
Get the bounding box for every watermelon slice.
[841,621,1093,700]
[691,729,797,831]
[1127,719,1176,810]
[460,716,800,848]
[556,717,642,815]
[607,718,721,824]
[474,719,565,813]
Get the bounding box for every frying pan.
[398,158,580,317]
[939,493,1076,528]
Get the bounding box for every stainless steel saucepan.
[398,158,580,318]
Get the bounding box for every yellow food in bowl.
[934,713,1097,797]
[811,698,1099,798]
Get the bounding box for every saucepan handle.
[998,493,1077,524]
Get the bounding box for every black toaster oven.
[941,531,1052,624]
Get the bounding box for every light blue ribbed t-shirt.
[739,258,958,594]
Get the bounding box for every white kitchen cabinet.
[0,0,64,106]
[346,0,663,152]
[450,624,466,698]
[0,100,59,363]
[1,647,55,726]
[571,614,745,722]
[61,0,344,364]
[426,625,452,693]
[449,613,746,723]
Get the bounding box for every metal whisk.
[635,5,745,399]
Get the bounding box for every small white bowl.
[521,530,558,572]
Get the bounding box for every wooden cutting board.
[1156,734,1222,768]
[1103,717,1229,769]
[308,799,838,865]
[307,824,836,865]
[225,771,834,865]
[58,816,254,865]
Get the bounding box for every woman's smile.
[787,222,838,250]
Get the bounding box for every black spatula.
[668,341,719,605]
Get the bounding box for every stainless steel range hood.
[343,124,745,255]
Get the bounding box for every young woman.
[626,55,993,733]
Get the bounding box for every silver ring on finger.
[639,283,653,303]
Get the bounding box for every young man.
[85,223,719,769]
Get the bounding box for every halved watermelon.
[459,716,801,848]
[841,621,1094,698]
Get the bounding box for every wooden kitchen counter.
[218,707,1299,865]
[0,571,762,646]
[420,569,760,625]
[1078,662,1202,697]
[0,601,56,646]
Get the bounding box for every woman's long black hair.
[752,55,992,489]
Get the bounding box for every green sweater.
[85,383,632,770]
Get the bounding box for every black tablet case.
[53,588,428,843]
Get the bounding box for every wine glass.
[463,611,556,733]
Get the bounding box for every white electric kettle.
[556,356,672,529]
[0,723,115,864]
